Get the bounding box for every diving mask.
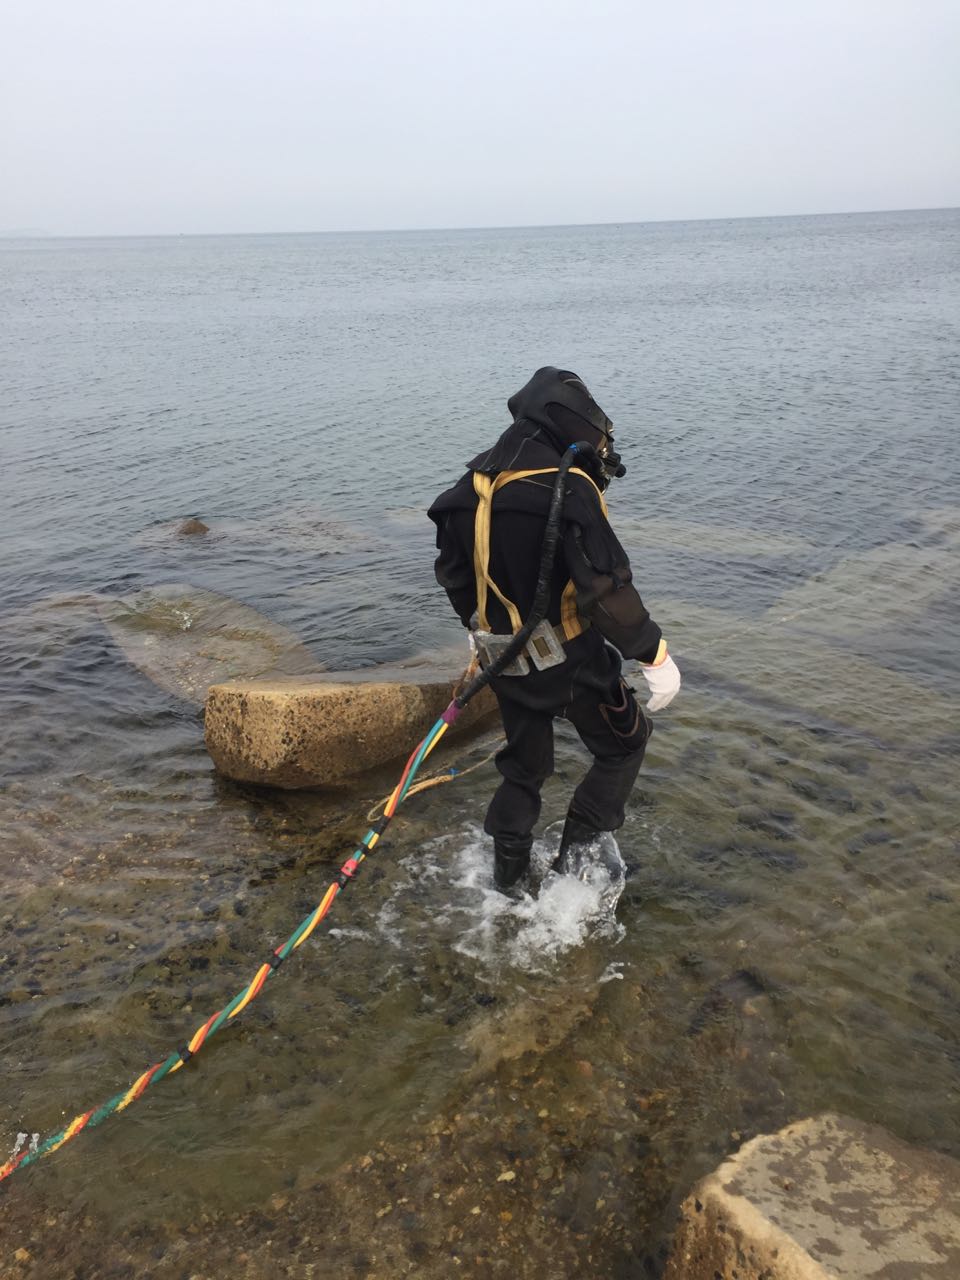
[597,432,627,486]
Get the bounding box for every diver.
[428,367,681,891]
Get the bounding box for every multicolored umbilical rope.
[0,702,464,1185]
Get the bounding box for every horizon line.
[2,204,958,242]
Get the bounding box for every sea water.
[1,210,959,1272]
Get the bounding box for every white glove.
[640,650,681,712]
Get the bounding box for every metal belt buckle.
[525,619,566,671]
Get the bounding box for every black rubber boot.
[551,813,602,876]
[493,838,532,892]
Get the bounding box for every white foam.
[326,925,368,941]
[374,824,628,977]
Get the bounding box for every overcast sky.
[3,0,958,235]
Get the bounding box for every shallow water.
[2,210,960,1274]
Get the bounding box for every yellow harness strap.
[472,467,608,639]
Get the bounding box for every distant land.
[1,207,958,241]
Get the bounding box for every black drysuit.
[428,377,663,863]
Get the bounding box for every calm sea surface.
[2,211,959,1274]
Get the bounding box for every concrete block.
[664,1113,960,1279]
[204,661,498,788]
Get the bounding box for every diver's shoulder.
[427,471,476,517]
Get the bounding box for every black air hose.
[453,441,597,708]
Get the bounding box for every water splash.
[377,825,627,977]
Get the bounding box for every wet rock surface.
[663,1113,960,1279]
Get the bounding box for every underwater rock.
[663,1113,960,1279]
[204,656,499,788]
[461,979,602,1080]
[97,583,324,704]
[177,517,209,535]
[686,969,769,1037]
[767,537,960,642]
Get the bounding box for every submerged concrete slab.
[664,1113,960,1279]
[204,659,498,788]
[97,583,324,704]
